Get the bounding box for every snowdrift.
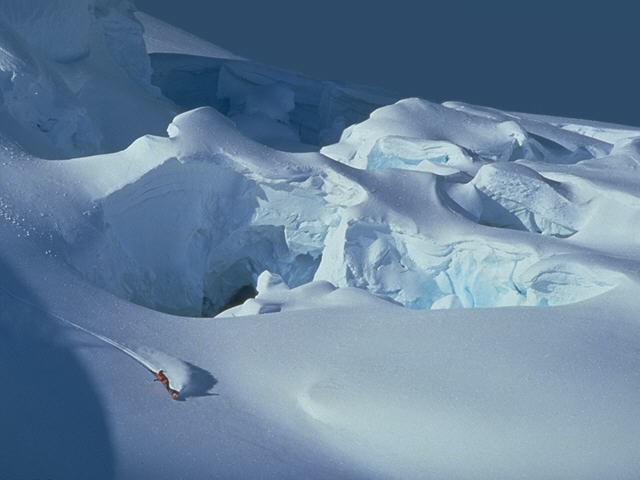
[42,103,636,315]
[1,2,640,479]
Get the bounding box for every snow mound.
[55,108,352,315]
[322,98,542,166]
[218,271,397,317]
[322,97,615,168]
[23,103,629,314]
[470,162,585,237]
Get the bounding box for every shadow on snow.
[0,258,115,480]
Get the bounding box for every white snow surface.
[1,4,640,480]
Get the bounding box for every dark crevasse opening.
[209,284,259,317]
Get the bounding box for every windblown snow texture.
[0,3,639,480]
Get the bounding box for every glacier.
[1,2,640,479]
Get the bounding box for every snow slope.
[135,11,243,60]
[1,3,640,480]
[0,0,177,158]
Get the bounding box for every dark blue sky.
[135,0,639,126]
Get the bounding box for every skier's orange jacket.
[155,370,179,399]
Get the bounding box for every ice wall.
[2,0,632,315]
[44,106,630,316]
[0,15,100,157]
[0,0,174,158]
[149,53,401,150]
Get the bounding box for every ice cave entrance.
[207,284,258,317]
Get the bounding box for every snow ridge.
[1,4,640,479]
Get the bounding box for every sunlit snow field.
[1,1,639,479]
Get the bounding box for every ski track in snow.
[0,282,215,399]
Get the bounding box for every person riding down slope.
[154,370,180,399]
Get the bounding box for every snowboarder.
[154,369,180,399]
